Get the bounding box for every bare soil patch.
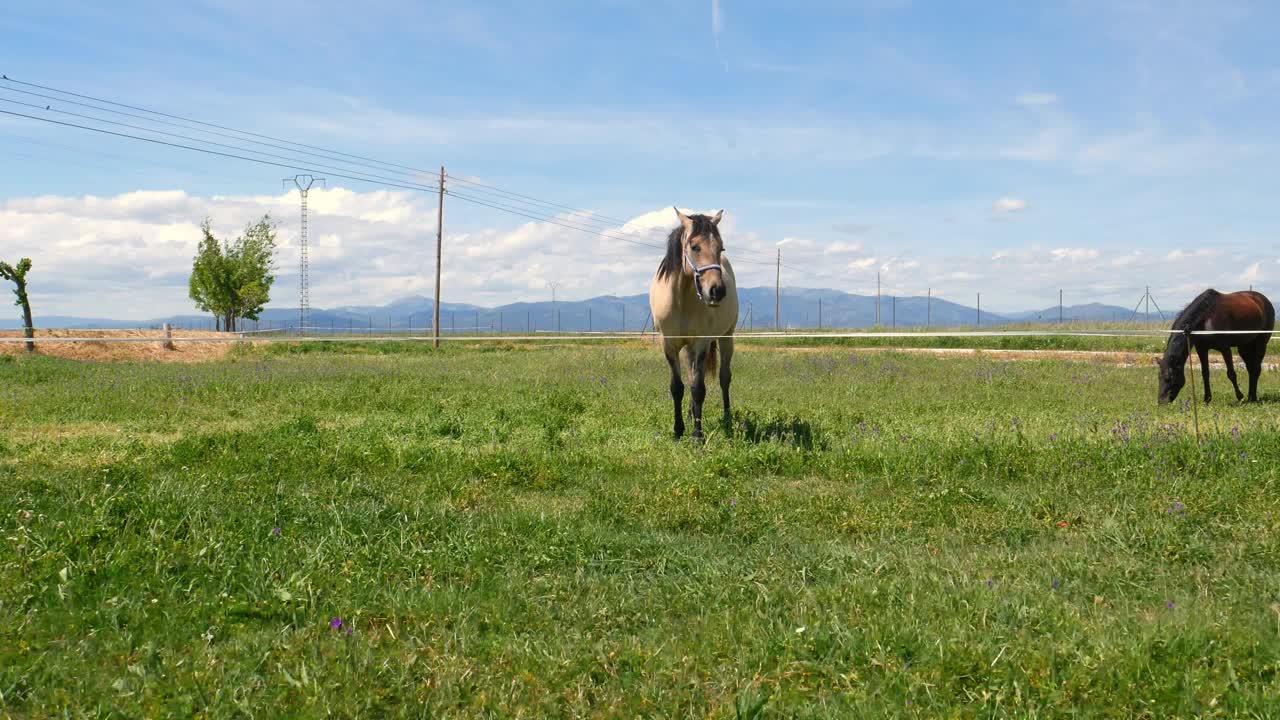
[0,329,234,363]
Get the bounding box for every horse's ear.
[673,206,692,233]
[710,209,724,226]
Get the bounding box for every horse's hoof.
[691,431,705,443]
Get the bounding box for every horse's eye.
[691,245,700,252]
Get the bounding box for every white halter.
[685,251,723,301]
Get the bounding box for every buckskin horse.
[649,208,738,440]
[1158,289,1275,404]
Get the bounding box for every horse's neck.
[1164,336,1190,366]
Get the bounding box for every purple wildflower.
[1052,579,1060,590]
[986,578,993,589]
[1165,600,1175,610]
[1231,426,1241,440]
[272,527,281,537]
[330,617,343,631]
[730,498,737,507]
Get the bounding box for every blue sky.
[2,0,1279,318]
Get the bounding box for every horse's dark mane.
[1163,288,1221,362]
[1172,289,1220,332]
[657,214,721,279]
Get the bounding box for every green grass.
[3,343,1280,717]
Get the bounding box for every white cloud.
[2,187,1272,321]
[1016,92,1059,107]
[1239,261,1263,285]
[992,196,1029,214]
[1050,247,1100,262]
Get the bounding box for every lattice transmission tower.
[284,175,325,330]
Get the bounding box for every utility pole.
[284,175,325,332]
[545,281,561,334]
[433,166,445,348]
[876,271,881,326]
[1145,285,1150,325]
[775,248,782,331]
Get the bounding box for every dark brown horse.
[1158,289,1275,404]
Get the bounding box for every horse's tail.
[705,340,718,378]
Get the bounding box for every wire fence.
[2,328,1273,344]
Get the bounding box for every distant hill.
[1003,302,1144,323]
[1,289,1166,332]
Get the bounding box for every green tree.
[0,257,34,352]
[188,216,277,332]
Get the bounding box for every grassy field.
[3,341,1280,717]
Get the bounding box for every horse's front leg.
[1222,347,1244,401]
[690,347,708,441]
[719,336,734,429]
[1197,345,1213,403]
[665,349,685,439]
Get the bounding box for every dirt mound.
[0,328,235,363]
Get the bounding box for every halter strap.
[685,252,723,300]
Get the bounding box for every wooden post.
[433,166,445,348]
[163,322,174,351]
[1187,331,1200,441]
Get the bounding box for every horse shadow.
[723,409,824,451]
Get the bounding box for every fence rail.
[1,328,1272,343]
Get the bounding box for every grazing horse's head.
[673,207,727,306]
[1157,358,1185,404]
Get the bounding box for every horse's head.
[673,207,727,306]
[1157,358,1186,404]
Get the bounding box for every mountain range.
[2,288,1158,332]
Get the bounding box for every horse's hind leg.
[1197,345,1213,403]
[665,347,685,439]
[1223,347,1244,401]
[1243,341,1264,402]
[718,336,734,427]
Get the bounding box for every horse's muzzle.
[706,283,727,304]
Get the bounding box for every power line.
[0,96,446,193]
[445,173,777,261]
[0,74,435,178]
[0,83,439,187]
[2,76,841,275]
[0,108,441,194]
[3,75,781,264]
[444,188,777,267]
